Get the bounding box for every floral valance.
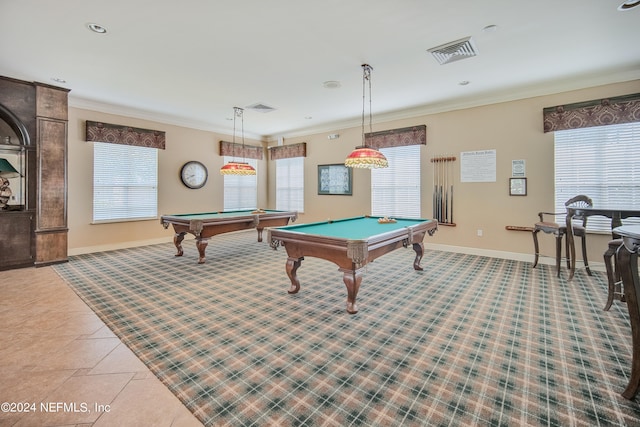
[85,121,165,149]
[219,140,264,160]
[365,125,426,149]
[543,93,640,133]
[269,142,307,160]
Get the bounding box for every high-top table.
[613,225,640,399]
[565,207,640,279]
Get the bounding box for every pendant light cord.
[361,64,372,148]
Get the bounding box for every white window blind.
[555,122,640,231]
[223,157,258,210]
[276,157,304,212]
[371,145,421,218]
[93,142,158,222]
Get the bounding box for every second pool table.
[161,209,297,264]
[267,215,438,314]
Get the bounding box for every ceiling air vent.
[428,36,478,65]
[246,103,277,113]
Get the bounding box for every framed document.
[509,177,527,196]
[318,164,352,195]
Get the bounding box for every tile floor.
[0,266,203,427]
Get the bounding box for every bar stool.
[532,195,592,277]
[613,225,640,399]
[603,238,625,311]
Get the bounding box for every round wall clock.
[180,161,208,189]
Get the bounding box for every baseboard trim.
[68,238,606,273]
[69,237,173,256]
[424,242,606,273]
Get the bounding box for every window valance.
[85,121,165,149]
[269,142,307,160]
[543,93,640,133]
[365,125,426,149]
[219,140,264,160]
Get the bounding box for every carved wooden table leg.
[286,257,303,294]
[340,268,363,314]
[173,232,186,257]
[195,238,209,264]
[413,242,424,271]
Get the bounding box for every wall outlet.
[477,229,483,237]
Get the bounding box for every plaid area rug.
[53,230,640,426]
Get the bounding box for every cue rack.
[430,155,457,226]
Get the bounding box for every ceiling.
[1,0,639,141]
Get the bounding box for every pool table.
[267,215,438,314]
[161,209,297,264]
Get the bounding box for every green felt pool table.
[161,209,297,264]
[267,215,438,314]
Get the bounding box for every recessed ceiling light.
[87,23,107,34]
[305,116,313,120]
[482,24,498,33]
[618,0,640,10]
[323,81,341,89]
[459,80,470,86]
[51,77,66,84]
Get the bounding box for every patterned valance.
[365,125,426,149]
[219,140,264,160]
[85,121,165,149]
[543,93,640,133]
[269,142,307,160]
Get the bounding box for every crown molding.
[70,68,640,144]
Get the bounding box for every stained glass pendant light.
[220,107,256,175]
[345,64,388,169]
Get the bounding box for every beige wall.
[67,110,268,253]
[68,79,640,264]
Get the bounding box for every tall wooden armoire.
[0,75,69,270]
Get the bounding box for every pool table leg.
[173,232,186,257]
[195,238,209,264]
[340,268,363,314]
[413,242,424,271]
[286,256,303,294]
[257,227,264,242]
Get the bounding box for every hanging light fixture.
[220,107,256,175]
[345,64,388,169]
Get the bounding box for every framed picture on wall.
[509,177,527,196]
[318,164,352,195]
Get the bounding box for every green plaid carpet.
[53,230,640,426]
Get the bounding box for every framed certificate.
[509,177,527,196]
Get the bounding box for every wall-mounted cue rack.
[430,155,457,226]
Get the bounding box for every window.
[371,145,421,218]
[555,122,640,231]
[276,157,304,212]
[93,142,158,222]
[223,157,257,210]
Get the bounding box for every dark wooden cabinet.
[0,211,34,269]
[0,76,69,270]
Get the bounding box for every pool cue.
[432,158,437,220]
[444,157,449,223]
[442,157,446,223]
[449,155,453,223]
[438,157,442,222]
[440,157,445,222]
